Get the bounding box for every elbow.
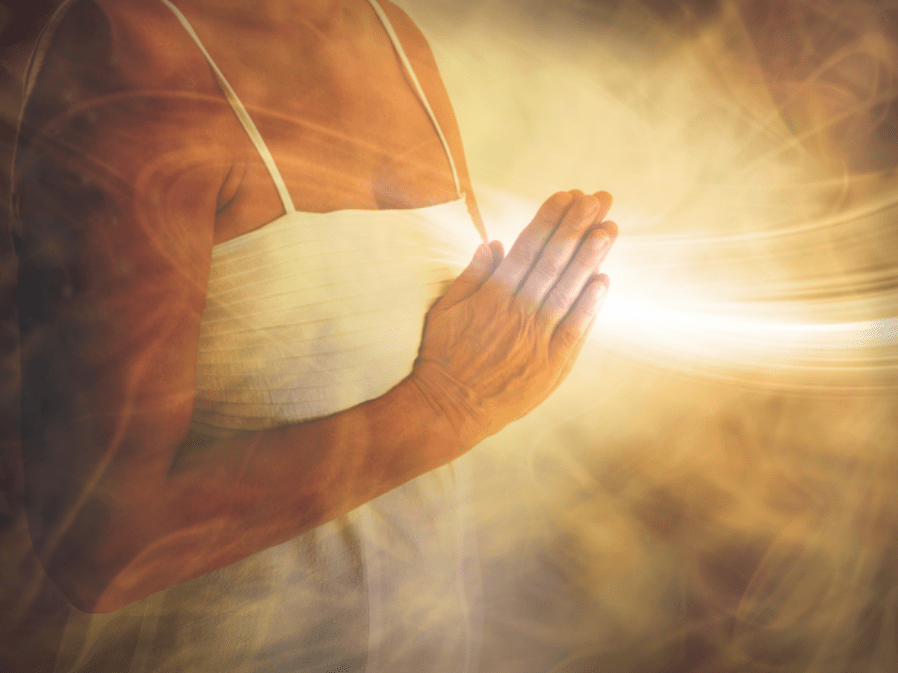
[42,557,158,614]
[38,560,118,614]
[31,505,220,614]
[37,542,134,614]
[56,581,123,615]
[27,510,151,614]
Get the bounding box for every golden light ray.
[2,1,898,671]
[412,0,898,391]
[403,1,898,670]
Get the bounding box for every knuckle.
[518,237,542,260]
[542,290,568,316]
[479,278,504,303]
[554,323,580,349]
[584,230,610,255]
[537,253,564,278]
[520,274,552,302]
[488,268,516,294]
[502,293,522,318]
[509,237,540,265]
[508,292,536,322]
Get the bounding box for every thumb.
[433,241,502,312]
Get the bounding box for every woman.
[13,0,617,670]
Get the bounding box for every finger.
[488,239,505,264]
[517,192,604,306]
[594,217,619,242]
[547,307,595,396]
[540,226,612,328]
[487,191,576,294]
[432,242,500,312]
[549,273,609,365]
[592,190,613,224]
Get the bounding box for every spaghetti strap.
[10,0,80,229]
[160,0,464,209]
[159,0,296,214]
[365,0,464,198]
[21,0,78,106]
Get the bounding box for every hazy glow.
[409,1,898,672]
[456,182,898,388]
[418,0,898,390]
[2,1,897,672]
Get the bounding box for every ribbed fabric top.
[191,198,481,435]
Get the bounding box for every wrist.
[401,363,485,455]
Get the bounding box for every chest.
[168,20,459,244]
[217,79,457,237]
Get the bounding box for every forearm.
[46,377,468,613]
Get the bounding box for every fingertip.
[473,241,504,284]
[578,272,608,310]
[548,191,576,211]
[528,193,577,235]
[591,273,610,307]
[592,190,613,207]
[488,239,505,259]
[594,190,613,218]
[596,219,619,239]
[561,191,602,228]
[470,243,491,271]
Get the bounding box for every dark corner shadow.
[2,4,72,673]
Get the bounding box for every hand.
[409,190,617,447]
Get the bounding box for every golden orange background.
[2,1,897,671]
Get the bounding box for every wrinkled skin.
[412,190,616,446]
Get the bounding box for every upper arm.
[14,0,227,581]
[378,1,486,238]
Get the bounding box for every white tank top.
[49,1,485,671]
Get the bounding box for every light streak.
[425,0,898,392]
[471,186,898,389]
[599,295,898,365]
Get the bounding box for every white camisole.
[49,1,486,671]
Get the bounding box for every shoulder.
[373,1,485,233]
[22,0,220,138]
[375,1,442,74]
[372,1,457,128]
[17,0,233,198]
[14,0,232,261]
